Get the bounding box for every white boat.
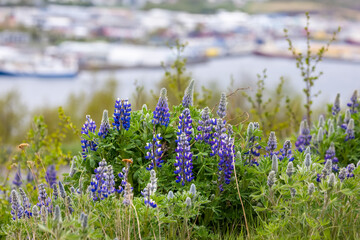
[0,54,79,79]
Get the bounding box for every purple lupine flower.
[338,168,346,182]
[90,159,116,201]
[81,115,97,160]
[19,188,31,218]
[338,163,355,182]
[278,140,294,161]
[10,190,23,220]
[346,163,355,178]
[325,142,339,172]
[347,90,359,114]
[37,183,51,213]
[217,92,227,119]
[217,132,235,191]
[195,107,212,143]
[145,134,163,170]
[210,118,227,156]
[45,165,57,188]
[26,170,34,182]
[332,93,341,116]
[53,183,59,200]
[182,79,195,108]
[266,131,277,156]
[174,132,194,186]
[295,120,312,152]
[123,182,133,206]
[177,108,193,141]
[243,122,260,166]
[345,119,355,141]
[153,88,170,127]
[141,170,157,208]
[113,98,131,131]
[341,109,351,130]
[12,166,22,187]
[317,159,332,182]
[98,110,110,138]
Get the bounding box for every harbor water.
[0,55,359,110]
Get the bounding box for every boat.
[0,55,79,79]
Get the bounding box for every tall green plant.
[284,12,340,126]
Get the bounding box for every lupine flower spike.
[167,191,174,200]
[348,90,359,114]
[174,132,194,186]
[81,115,97,160]
[19,188,31,218]
[243,122,261,166]
[26,170,34,182]
[278,140,293,161]
[318,115,325,128]
[308,183,315,196]
[32,205,39,219]
[59,181,66,199]
[290,188,296,198]
[325,142,339,171]
[195,107,212,143]
[141,170,158,208]
[328,173,336,188]
[90,159,116,201]
[98,109,110,138]
[332,93,341,116]
[10,190,23,220]
[272,155,278,173]
[345,119,355,141]
[82,214,88,230]
[286,162,295,178]
[317,159,333,182]
[267,171,276,188]
[217,129,235,191]
[45,165,57,188]
[190,183,196,196]
[304,153,312,169]
[185,197,191,208]
[153,88,170,127]
[54,205,62,224]
[69,156,77,177]
[13,166,22,187]
[339,163,355,182]
[295,120,312,152]
[266,131,277,156]
[53,184,59,200]
[217,92,227,119]
[145,133,164,170]
[113,98,131,131]
[182,79,195,108]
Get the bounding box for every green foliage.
[284,12,340,126]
